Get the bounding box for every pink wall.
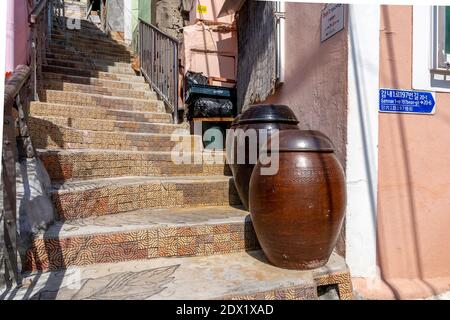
[378,5,450,298]
[6,0,31,73]
[264,3,348,255]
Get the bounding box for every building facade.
[230,1,450,299]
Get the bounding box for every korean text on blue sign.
[379,88,436,114]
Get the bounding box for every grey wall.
[154,0,186,40]
[107,0,125,32]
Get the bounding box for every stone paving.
[2,251,351,300]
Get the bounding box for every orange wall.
[378,5,450,285]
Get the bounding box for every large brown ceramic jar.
[226,105,299,210]
[249,130,346,270]
[226,114,241,179]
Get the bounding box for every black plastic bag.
[188,98,234,119]
[185,71,208,88]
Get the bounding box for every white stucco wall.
[124,0,133,44]
[346,4,380,278]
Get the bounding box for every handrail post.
[31,26,38,101]
[62,0,66,31]
[1,102,20,287]
[173,43,179,124]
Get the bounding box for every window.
[413,6,450,92]
[433,6,450,70]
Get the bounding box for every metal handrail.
[29,0,65,100]
[30,0,48,23]
[138,19,179,124]
[1,0,65,288]
[1,65,36,288]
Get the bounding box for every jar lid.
[230,114,241,127]
[237,104,299,125]
[263,130,335,152]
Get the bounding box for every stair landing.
[6,251,350,300]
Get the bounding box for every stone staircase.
[15,1,352,300]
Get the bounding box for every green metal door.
[138,0,152,24]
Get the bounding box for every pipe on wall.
[276,1,285,84]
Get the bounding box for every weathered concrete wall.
[236,0,276,112]
[154,0,185,40]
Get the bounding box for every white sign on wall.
[321,4,345,42]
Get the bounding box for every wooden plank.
[192,117,234,122]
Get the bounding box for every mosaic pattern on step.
[41,151,230,181]
[24,221,259,271]
[51,179,240,220]
[29,117,200,151]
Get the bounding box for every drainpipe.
[275,1,285,84]
[1,0,9,177]
[5,0,15,73]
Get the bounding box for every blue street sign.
[379,88,436,114]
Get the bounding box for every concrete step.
[49,176,240,220]
[24,206,256,271]
[50,40,132,57]
[51,33,131,52]
[42,72,150,91]
[53,26,127,44]
[28,119,197,151]
[17,251,357,300]
[46,52,133,68]
[42,65,144,82]
[38,149,230,182]
[42,81,154,100]
[49,43,132,60]
[32,115,182,135]
[30,102,173,124]
[48,46,131,63]
[56,17,104,32]
[45,58,137,76]
[40,90,163,113]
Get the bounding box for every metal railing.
[30,0,65,100]
[1,66,36,287]
[1,0,64,288]
[138,19,179,124]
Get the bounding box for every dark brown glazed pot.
[249,130,346,270]
[226,114,241,179]
[226,105,299,210]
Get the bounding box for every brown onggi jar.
[226,105,299,210]
[249,130,346,270]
